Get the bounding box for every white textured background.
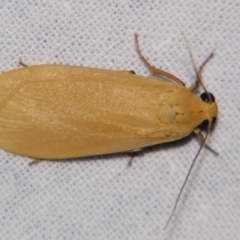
[0,1,239,240]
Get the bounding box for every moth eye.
[200,92,215,103]
[198,117,216,130]
[198,119,209,130]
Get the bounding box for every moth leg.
[127,148,142,167]
[199,52,214,76]
[193,128,218,155]
[29,159,42,166]
[188,52,214,92]
[18,60,28,67]
[128,154,135,167]
[128,148,142,153]
[188,83,198,92]
[129,70,136,74]
[134,33,185,86]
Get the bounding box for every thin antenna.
[183,35,213,103]
[163,121,212,230]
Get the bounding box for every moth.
[0,34,218,228]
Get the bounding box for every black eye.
[198,117,216,130]
[198,119,209,130]
[200,92,215,102]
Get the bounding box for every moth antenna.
[183,35,213,103]
[163,120,212,230]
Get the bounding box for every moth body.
[0,64,217,159]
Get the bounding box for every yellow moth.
[0,34,218,228]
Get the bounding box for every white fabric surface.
[0,1,239,239]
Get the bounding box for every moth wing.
[0,65,192,158]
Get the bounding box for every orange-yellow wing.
[0,65,210,159]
